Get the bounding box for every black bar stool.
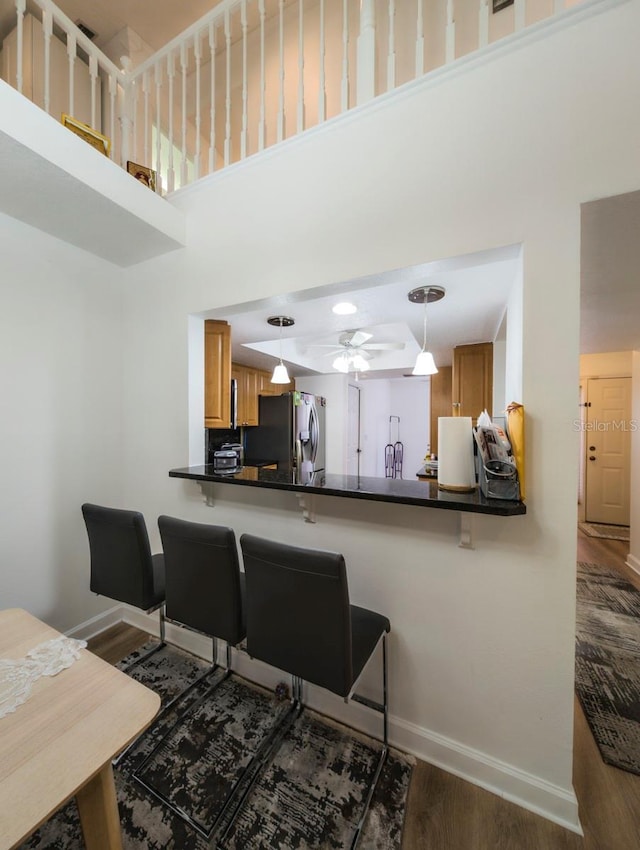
[236,533,390,849]
[157,514,245,669]
[81,503,166,648]
[132,515,247,837]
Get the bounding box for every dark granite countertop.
[169,465,526,516]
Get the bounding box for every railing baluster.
[341,0,349,112]
[356,0,376,104]
[42,7,52,114]
[180,42,188,186]
[142,70,150,167]
[108,73,116,160]
[515,0,525,31]
[297,0,305,133]
[155,62,163,187]
[277,0,285,142]
[67,32,76,116]
[415,0,424,77]
[89,55,98,128]
[209,21,217,174]
[224,9,231,166]
[167,51,175,191]
[446,0,455,64]
[479,0,489,48]
[241,1,248,159]
[194,33,202,181]
[15,0,26,94]
[318,0,326,122]
[131,76,139,165]
[259,0,266,151]
[387,0,396,91]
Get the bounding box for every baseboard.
[626,553,640,576]
[65,604,126,641]
[117,608,582,835]
[391,716,582,835]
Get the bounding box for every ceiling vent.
[75,21,97,41]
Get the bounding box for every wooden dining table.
[0,608,161,850]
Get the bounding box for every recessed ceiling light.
[332,302,357,315]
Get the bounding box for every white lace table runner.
[0,636,87,720]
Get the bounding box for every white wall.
[390,379,430,475]
[580,350,632,377]
[0,212,124,632]
[113,1,640,831]
[505,257,523,406]
[359,378,391,477]
[628,350,640,576]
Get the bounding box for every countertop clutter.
[169,465,526,516]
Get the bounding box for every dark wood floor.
[89,532,640,849]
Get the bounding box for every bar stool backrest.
[82,503,160,611]
[240,534,353,697]
[159,515,244,646]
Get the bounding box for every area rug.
[20,642,413,849]
[575,561,640,774]
[579,522,630,542]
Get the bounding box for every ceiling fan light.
[332,354,350,373]
[412,350,438,376]
[271,362,290,383]
[351,353,370,372]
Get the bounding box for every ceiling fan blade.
[342,330,373,347]
[360,342,406,351]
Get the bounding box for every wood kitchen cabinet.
[429,366,452,456]
[233,364,260,427]
[258,370,295,396]
[204,320,231,428]
[452,342,493,423]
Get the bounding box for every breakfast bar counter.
[169,465,526,517]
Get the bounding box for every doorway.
[584,377,631,526]
[347,384,361,476]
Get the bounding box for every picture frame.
[61,114,111,158]
[126,161,157,192]
[492,0,514,11]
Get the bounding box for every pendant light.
[408,286,445,376]
[267,315,294,383]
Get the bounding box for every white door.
[585,377,631,525]
[347,384,361,476]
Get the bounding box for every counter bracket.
[199,482,215,507]
[297,493,317,523]
[459,512,474,549]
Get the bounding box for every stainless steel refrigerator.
[245,392,326,472]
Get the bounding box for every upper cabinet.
[204,316,296,429]
[429,366,452,456]
[258,370,295,396]
[233,363,296,426]
[204,320,231,428]
[233,363,260,427]
[452,342,493,424]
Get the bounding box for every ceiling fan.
[309,329,405,373]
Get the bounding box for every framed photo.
[126,161,157,192]
[493,0,514,10]
[61,114,110,157]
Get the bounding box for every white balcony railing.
[1,0,585,194]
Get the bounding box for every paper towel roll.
[438,417,476,492]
